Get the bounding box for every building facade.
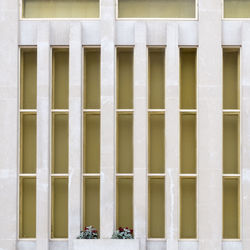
[1,0,250,250]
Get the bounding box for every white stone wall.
[1,0,250,250]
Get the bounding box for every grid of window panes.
[148,47,166,238]
[83,47,101,234]
[19,48,37,238]
[116,47,134,231]
[180,48,197,239]
[223,48,240,239]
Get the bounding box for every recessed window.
[224,0,250,18]
[22,0,99,18]
[118,0,196,18]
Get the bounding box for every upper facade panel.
[118,0,196,18]
[22,0,100,18]
[21,0,197,19]
[224,0,250,18]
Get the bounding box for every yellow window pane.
[180,114,196,174]
[84,178,100,232]
[52,114,68,173]
[84,48,100,109]
[19,178,36,238]
[116,178,133,229]
[224,0,250,18]
[84,114,100,173]
[223,50,239,109]
[148,49,165,109]
[118,0,195,18]
[180,49,196,109]
[52,49,69,109]
[223,114,239,174]
[23,0,99,18]
[117,48,133,109]
[20,49,37,109]
[223,178,239,239]
[52,178,68,238]
[117,114,133,173]
[20,114,36,173]
[180,178,196,239]
[148,178,165,238]
[148,114,165,173]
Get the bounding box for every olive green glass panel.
[19,178,36,238]
[223,178,239,239]
[180,49,196,109]
[180,114,196,173]
[224,0,250,18]
[117,48,133,109]
[20,49,37,109]
[149,114,165,173]
[20,114,36,173]
[84,178,100,233]
[84,49,100,109]
[223,115,239,174]
[52,49,69,109]
[148,178,165,238]
[52,114,68,173]
[84,114,100,173]
[23,0,99,18]
[116,178,133,229]
[117,114,133,173]
[52,178,68,238]
[118,0,195,18]
[180,178,196,239]
[148,49,165,109]
[223,50,239,109]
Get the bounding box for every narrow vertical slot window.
[52,49,69,109]
[180,114,196,174]
[223,114,239,174]
[223,178,240,239]
[20,114,37,173]
[116,178,133,229]
[148,114,165,173]
[223,49,239,109]
[117,114,133,173]
[180,49,196,109]
[83,177,100,233]
[51,178,68,238]
[148,177,165,238]
[84,48,100,109]
[83,114,100,173]
[52,114,68,174]
[180,178,196,239]
[148,48,165,109]
[20,49,37,109]
[19,177,36,238]
[116,48,133,109]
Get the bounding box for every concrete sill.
[73,239,140,250]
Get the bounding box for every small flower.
[130,229,133,234]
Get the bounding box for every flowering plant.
[77,226,98,239]
[111,227,134,239]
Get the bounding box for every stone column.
[166,23,179,250]
[0,1,18,249]
[100,0,116,239]
[68,22,82,248]
[134,22,147,250]
[241,23,250,250]
[36,22,50,250]
[198,0,222,249]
